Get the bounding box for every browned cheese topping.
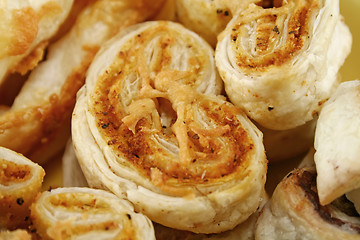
[231,0,320,71]
[90,22,255,194]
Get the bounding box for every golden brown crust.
[0,0,166,164]
[0,7,39,58]
[72,20,266,233]
[215,0,352,130]
[0,147,45,230]
[30,187,155,240]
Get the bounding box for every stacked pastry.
[255,81,360,239]
[0,0,357,238]
[0,0,165,164]
[215,0,352,130]
[72,20,267,234]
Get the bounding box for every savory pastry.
[30,187,155,240]
[175,0,249,47]
[215,0,352,130]
[314,80,360,205]
[72,20,267,233]
[0,0,74,85]
[0,0,165,164]
[259,119,316,162]
[0,146,45,230]
[154,191,268,240]
[255,167,360,239]
[0,229,32,240]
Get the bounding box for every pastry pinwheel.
[215,0,352,130]
[72,20,267,233]
[30,187,155,240]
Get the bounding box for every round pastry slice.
[72,21,266,233]
[30,187,155,240]
[0,0,74,85]
[215,0,352,130]
[0,146,45,230]
[0,0,165,164]
[314,80,360,205]
[255,167,360,240]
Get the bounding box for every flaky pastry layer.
[216,0,352,130]
[72,21,267,233]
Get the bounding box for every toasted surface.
[0,146,45,230]
[0,0,74,85]
[30,187,155,240]
[0,0,165,164]
[215,0,352,130]
[72,20,267,233]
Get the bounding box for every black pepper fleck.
[273,25,280,34]
[16,198,24,205]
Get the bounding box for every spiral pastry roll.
[255,167,360,239]
[72,21,267,233]
[0,146,45,230]
[314,80,360,205]
[0,0,165,164]
[0,0,74,85]
[30,187,155,240]
[215,0,352,130]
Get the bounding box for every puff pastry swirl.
[255,167,360,239]
[30,187,155,240]
[72,20,266,233]
[215,0,352,130]
[0,146,45,230]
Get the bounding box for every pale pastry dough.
[0,0,165,164]
[154,191,268,239]
[30,187,155,240]
[0,146,45,230]
[255,167,360,240]
[215,0,352,130]
[314,80,360,205]
[0,0,74,85]
[0,229,32,240]
[72,21,267,233]
[175,0,257,47]
[259,119,316,162]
